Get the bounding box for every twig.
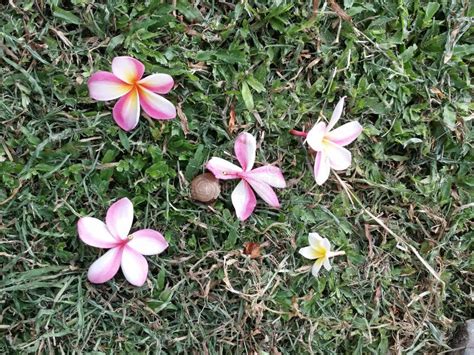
[333,172,444,285]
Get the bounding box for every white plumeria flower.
[299,233,345,277]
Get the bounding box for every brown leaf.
[328,0,352,22]
[228,103,236,134]
[243,242,261,259]
[177,104,190,135]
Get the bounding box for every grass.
[1,0,473,353]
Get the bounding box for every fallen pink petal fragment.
[206,132,286,221]
[87,56,176,131]
[77,197,169,286]
[290,97,363,185]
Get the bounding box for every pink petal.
[128,229,168,255]
[325,142,352,171]
[112,56,145,84]
[234,132,256,171]
[245,178,280,208]
[112,89,141,131]
[87,71,132,101]
[87,247,123,284]
[306,122,327,152]
[138,87,176,120]
[106,197,134,240]
[244,166,286,188]
[206,157,242,180]
[327,97,346,131]
[314,151,330,185]
[77,217,120,248]
[326,121,362,146]
[138,74,174,94]
[231,180,256,221]
[121,246,148,286]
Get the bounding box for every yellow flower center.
[127,234,134,241]
[312,245,328,259]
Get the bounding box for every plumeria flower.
[206,132,286,221]
[88,56,176,131]
[299,233,345,277]
[77,197,168,286]
[290,97,362,185]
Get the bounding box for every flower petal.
[244,166,286,188]
[314,151,330,185]
[245,177,280,208]
[234,132,256,171]
[138,74,174,94]
[321,237,331,252]
[121,246,148,286]
[106,197,134,240]
[306,122,327,152]
[326,142,352,171]
[112,89,141,131]
[327,97,346,131]
[308,233,325,249]
[77,217,120,248]
[87,71,132,101]
[128,229,168,256]
[206,157,242,180]
[112,56,145,84]
[323,258,332,271]
[326,121,362,146]
[299,246,318,260]
[139,87,176,120]
[311,259,324,277]
[87,247,123,284]
[231,180,256,221]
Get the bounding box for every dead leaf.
[243,242,261,259]
[177,104,190,135]
[228,103,236,134]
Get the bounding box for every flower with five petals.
[290,97,363,185]
[206,133,286,221]
[299,233,345,277]
[77,197,168,286]
[88,56,176,131]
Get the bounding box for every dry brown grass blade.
[328,0,352,22]
[333,172,444,285]
[177,103,190,135]
[311,0,320,19]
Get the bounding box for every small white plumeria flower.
[299,233,345,277]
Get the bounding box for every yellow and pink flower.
[88,56,176,131]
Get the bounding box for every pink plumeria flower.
[206,132,286,221]
[77,197,168,286]
[299,233,345,277]
[88,56,176,131]
[290,97,362,185]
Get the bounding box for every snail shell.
[191,173,221,203]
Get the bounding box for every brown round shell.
[191,173,221,203]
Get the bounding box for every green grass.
[1,0,473,353]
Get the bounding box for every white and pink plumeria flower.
[77,197,168,286]
[290,97,363,185]
[206,132,286,221]
[88,56,176,131]
[299,233,345,277]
